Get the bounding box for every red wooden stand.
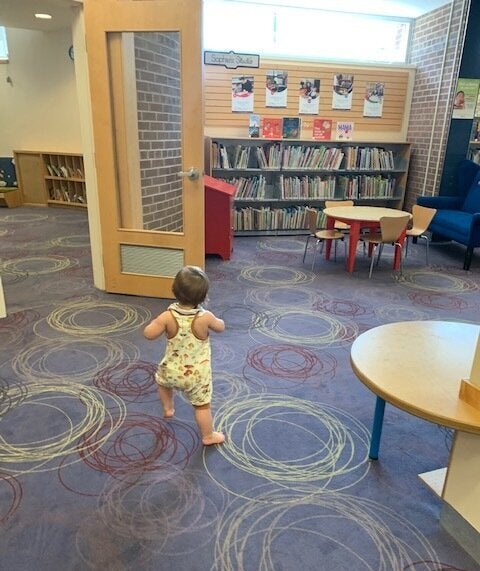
[204,175,236,260]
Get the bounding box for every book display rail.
[206,137,411,234]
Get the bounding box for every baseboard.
[440,503,480,564]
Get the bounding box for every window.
[0,27,8,62]
[203,0,411,64]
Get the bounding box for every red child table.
[323,205,411,273]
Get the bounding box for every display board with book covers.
[205,137,411,234]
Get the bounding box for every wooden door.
[84,0,204,298]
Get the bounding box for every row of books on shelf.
[212,143,396,171]
[224,176,268,199]
[339,175,396,199]
[46,164,84,179]
[221,174,397,200]
[251,116,352,141]
[344,147,395,170]
[48,184,86,203]
[279,174,336,199]
[234,205,326,232]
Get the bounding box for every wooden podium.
[204,175,236,260]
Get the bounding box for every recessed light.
[35,13,52,20]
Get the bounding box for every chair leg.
[395,242,404,277]
[303,235,312,263]
[369,245,378,278]
[376,243,384,266]
[311,239,320,270]
[464,246,473,271]
[420,234,430,265]
[405,236,409,258]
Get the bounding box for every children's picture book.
[262,117,283,139]
[298,78,320,114]
[282,117,301,139]
[313,118,333,140]
[249,114,260,138]
[231,75,254,112]
[332,73,354,110]
[336,121,354,140]
[266,70,288,108]
[364,82,384,117]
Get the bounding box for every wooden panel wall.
[204,59,415,142]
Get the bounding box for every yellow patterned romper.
[155,303,212,406]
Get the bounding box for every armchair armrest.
[417,195,463,210]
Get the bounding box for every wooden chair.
[324,200,353,232]
[405,204,437,265]
[361,215,411,278]
[303,207,346,269]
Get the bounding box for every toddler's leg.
[158,386,175,418]
[194,404,225,445]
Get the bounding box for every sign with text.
[204,50,260,69]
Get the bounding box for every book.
[262,117,283,139]
[313,118,333,141]
[249,114,260,138]
[336,121,354,141]
[282,117,301,139]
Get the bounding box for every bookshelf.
[43,153,86,208]
[14,151,87,208]
[205,137,411,234]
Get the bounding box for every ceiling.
[0,0,451,32]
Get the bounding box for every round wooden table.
[323,205,411,273]
[351,320,480,459]
[351,320,480,542]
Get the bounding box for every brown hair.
[172,266,209,307]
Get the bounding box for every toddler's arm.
[143,311,169,340]
[204,310,225,333]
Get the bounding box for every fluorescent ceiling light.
[35,13,53,19]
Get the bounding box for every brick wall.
[405,0,469,211]
[135,32,183,232]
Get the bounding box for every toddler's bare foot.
[163,409,175,418]
[202,431,225,446]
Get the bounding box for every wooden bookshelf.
[205,136,411,234]
[14,151,87,208]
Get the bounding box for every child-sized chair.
[303,207,346,269]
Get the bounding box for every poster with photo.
[332,73,354,110]
[231,75,254,112]
[265,70,288,107]
[299,78,320,114]
[452,78,480,119]
[363,82,384,117]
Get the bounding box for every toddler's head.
[172,266,209,307]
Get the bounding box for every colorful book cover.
[249,114,260,138]
[262,117,283,139]
[282,117,301,139]
[313,118,333,140]
[336,121,354,141]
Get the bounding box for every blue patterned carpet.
[0,206,480,570]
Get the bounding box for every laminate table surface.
[323,206,411,273]
[350,320,480,435]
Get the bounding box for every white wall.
[0,27,82,157]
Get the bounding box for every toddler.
[144,266,225,445]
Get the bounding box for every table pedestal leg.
[369,396,386,460]
[325,216,335,260]
[347,223,360,273]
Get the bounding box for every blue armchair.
[417,159,480,270]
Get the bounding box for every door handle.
[178,167,200,180]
